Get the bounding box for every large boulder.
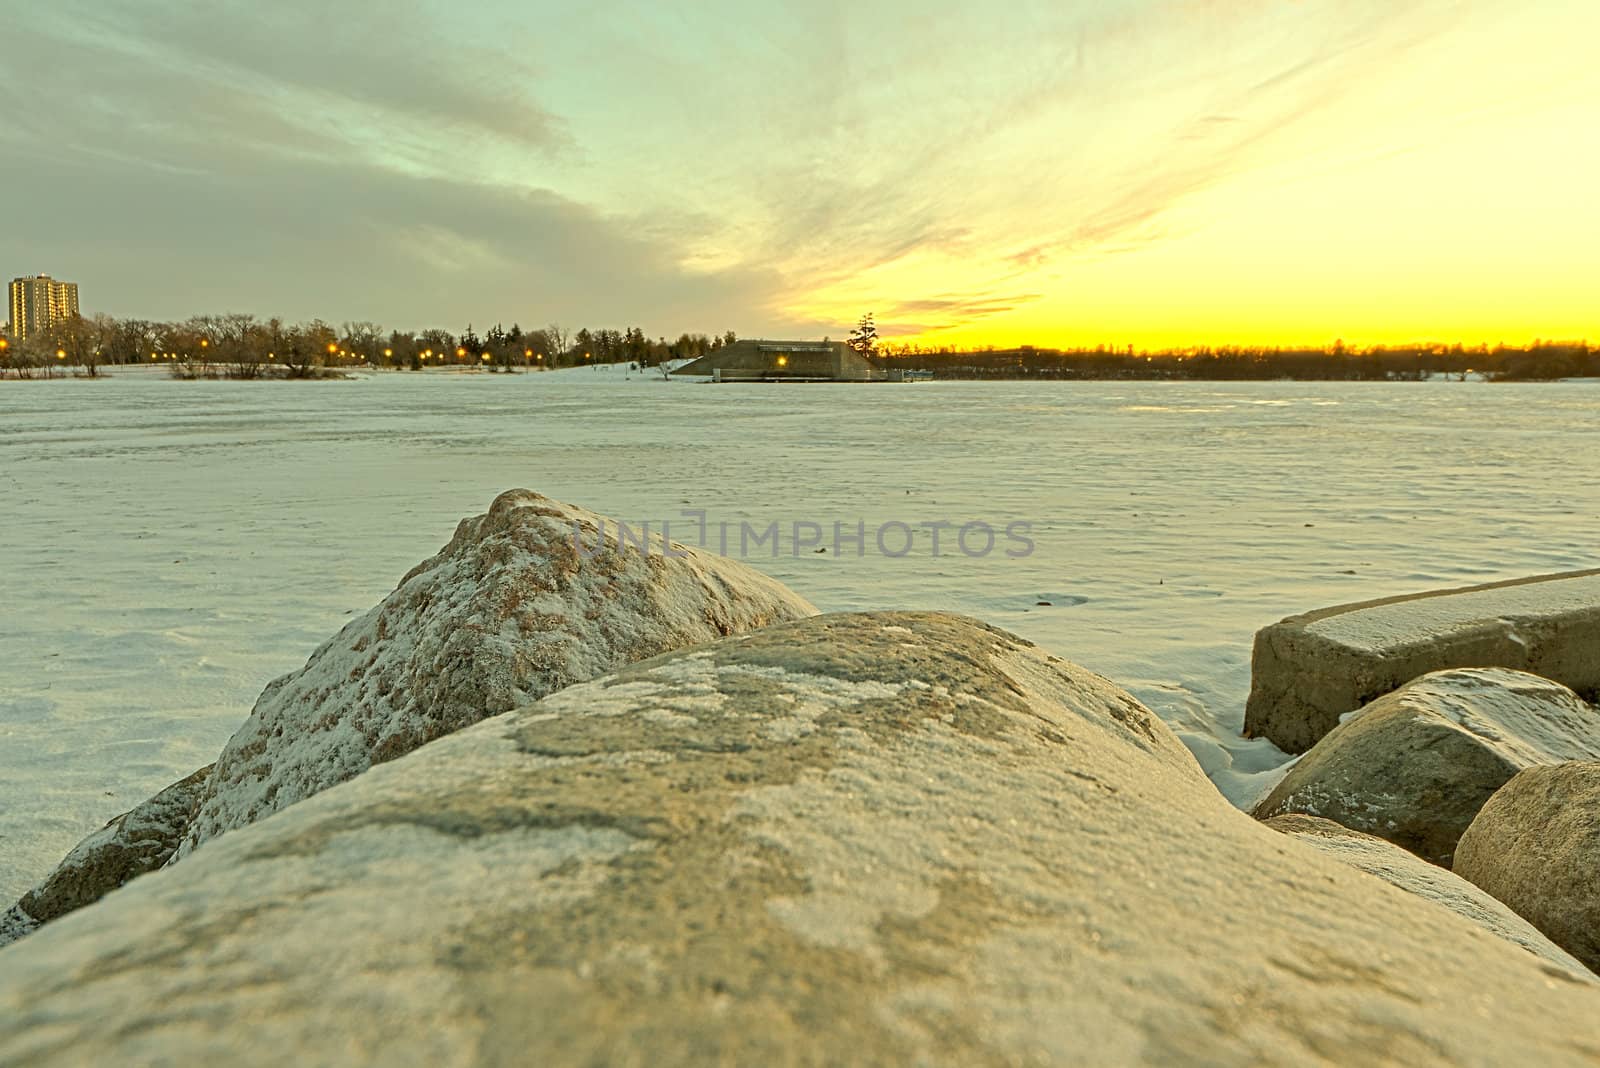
[0,766,211,950]
[1245,569,1600,753]
[175,489,816,859]
[4,489,815,951]
[1264,813,1591,977]
[4,613,1600,1066]
[1254,668,1600,865]
[1456,761,1600,973]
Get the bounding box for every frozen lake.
[3,367,1597,901]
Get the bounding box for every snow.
[1304,572,1600,649]
[2,368,1598,900]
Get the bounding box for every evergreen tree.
[848,313,878,355]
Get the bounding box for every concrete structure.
[7,274,80,341]
[1244,569,1600,754]
[671,339,883,382]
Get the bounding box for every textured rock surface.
[0,765,211,950]
[1264,814,1591,977]
[176,489,816,858]
[4,613,1600,1066]
[1245,569,1600,753]
[1456,761,1600,973]
[1254,669,1600,865]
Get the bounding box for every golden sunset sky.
[4,1,1596,347]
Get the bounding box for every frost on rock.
[1,764,211,947]
[176,489,816,857]
[0,905,39,950]
[6,613,1600,1066]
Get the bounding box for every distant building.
[671,339,884,382]
[7,274,80,340]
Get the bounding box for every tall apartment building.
[7,274,81,340]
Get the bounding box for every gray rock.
[0,905,37,947]
[176,488,816,858]
[4,613,1600,1066]
[1264,813,1591,978]
[0,765,211,950]
[1245,569,1600,753]
[1456,761,1600,973]
[1254,668,1600,865]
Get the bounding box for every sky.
[2,0,1596,348]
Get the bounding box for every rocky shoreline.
[4,490,1599,1065]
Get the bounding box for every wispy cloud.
[0,0,1563,344]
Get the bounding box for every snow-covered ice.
[2,367,1597,900]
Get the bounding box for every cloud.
[0,146,785,331]
[24,1,571,160]
[0,0,1490,342]
[0,2,791,334]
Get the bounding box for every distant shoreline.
[6,364,1598,385]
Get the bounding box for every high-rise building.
[7,274,81,340]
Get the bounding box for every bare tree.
[211,313,264,379]
[2,335,43,378]
[342,321,383,365]
[45,314,102,376]
[545,322,570,365]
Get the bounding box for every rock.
[1456,761,1600,973]
[4,613,1600,1066]
[1245,569,1600,753]
[0,905,37,948]
[1254,668,1600,865]
[174,489,816,860]
[1264,813,1591,977]
[0,765,211,950]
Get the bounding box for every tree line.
[0,313,741,379]
[869,341,1599,382]
[3,310,1593,382]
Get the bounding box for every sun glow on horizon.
[3,2,1596,342]
[777,3,1600,351]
